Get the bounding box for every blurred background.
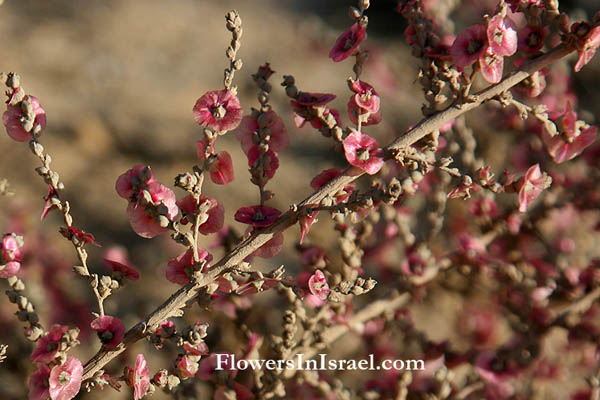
[0,0,599,398]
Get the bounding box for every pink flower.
[479,46,504,84]
[48,356,83,400]
[2,95,46,142]
[59,226,101,247]
[177,355,200,378]
[236,111,289,155]
[308,270,330,301]
[177,194,225,234]
[299,212,318,245]
[184,341,209,356]
[29,364,50,400]
[247,146,279,181]
[347,98,382,126]
[103,247,140,281]
[517,164,551,212]
[0,261,21,279]
[41,185,58,220]
[234,205,281,227]
[487,15,517,57]
[474,352,515,398]
[541,103,598,163]
[30,324,68,363]
[115,165,155,200]
[1,233,23,279]
[342,129,384,175]
[126,182,179,238]
[329,22,367,62]
[193,89,242,131]
[349,80,381,114]
[451,24,488,68]
[518,25,547,54]
[208,151,235,185]
[310,108,341,130]
[90,316,125,349]
[252,231,284,259]
[166,248,213,285]
[572,23,600,72]
[127,354,150,400]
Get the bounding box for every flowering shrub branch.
[80,32,581,383]
[2,0,600,399]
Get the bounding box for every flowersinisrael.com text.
[215,354,425,372]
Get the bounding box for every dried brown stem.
[81,42,576,380]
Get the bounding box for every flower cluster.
[451,12,517,83]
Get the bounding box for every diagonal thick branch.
[82,42,576,380]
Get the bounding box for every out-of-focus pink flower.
[184,341,209,356]
[513,60,547,98]
[126,182,179,238]
[0,233,23,279]
[91,316,125,349]
[166,248,213,285]
[343,129,384,175]
[541,103,597,163]
[518,25,547,54]
[193,89,242,131]
[236,111,289,155]
[234,205,281,227]
[103,247,140,281]
[474,352,515,398]
[252,232,284,259]
[48,356,83,400]
[294,92,337,107]
[29,364,51,400]
[247,146,279,181]
[487,15,517,57]
[480,46,504,83]
[460,305,497,346]
[177,355,199,378]
[308,270,330,301]
[30,324,68,363]
[349,80,381,114]
[2,95,46,142]
[468,197,499,218]
[329,22,367,62]
[115,165,155,200]
[300,246,327,268]
[127,354,150,400]
[310,168,355,203]
[451,24,488,68]
[208,151,235,185]
[572,23,600,72]
[517,164,551,212]
[197,353,234,381]
[177,194,225,235]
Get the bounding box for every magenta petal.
[127,202,167,238]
